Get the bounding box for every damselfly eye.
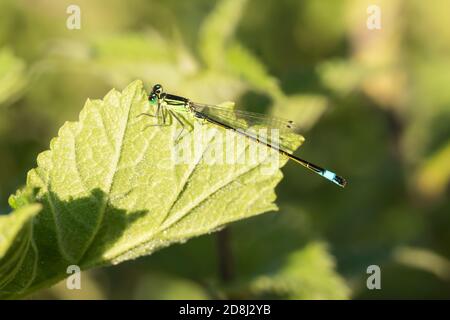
[148,93,157,104]
[152,84,163,96]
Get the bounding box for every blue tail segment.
[283,152,347,188]
[320,170,347,188]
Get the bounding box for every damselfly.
[140,84,347,188]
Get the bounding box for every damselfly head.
[152,84,164,97]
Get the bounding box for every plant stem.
[216,227,234,283]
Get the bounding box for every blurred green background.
[1,0,449,299]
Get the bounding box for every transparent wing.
[190,102,304,152]
[191,102,296,131]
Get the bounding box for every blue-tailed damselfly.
[140,84,347,188]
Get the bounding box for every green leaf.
[317,59,367,96]
[222,207,349,299]
[393,246,450,281]
[0,47,27,106]
[199,0,249,69]
[0,80,302,298]
[247,242,350,299]
[0,204,41,296]
[226,42,283,99]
